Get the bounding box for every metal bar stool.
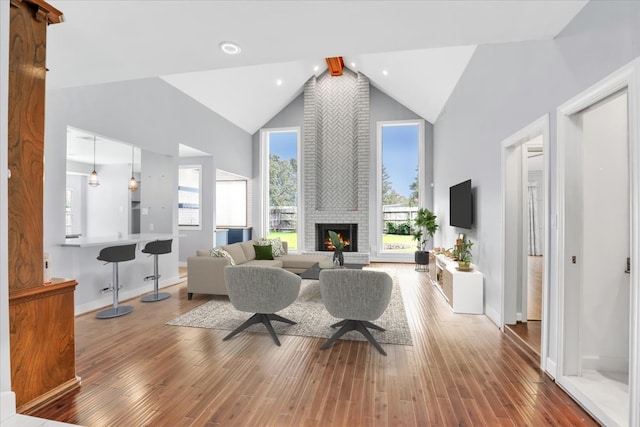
[140,239,172,302]
[96,243,136,319]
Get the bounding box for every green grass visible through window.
[266,231,298,250]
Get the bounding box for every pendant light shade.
[88,136,99,187]
[128,147,138,191]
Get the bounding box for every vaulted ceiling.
[47,1,588,134]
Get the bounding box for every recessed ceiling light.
[276,79,283,86]
[313,65,319,72]
[382,69,389,76]
[219,41,241,55]
[350,62,356,67]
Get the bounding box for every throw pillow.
[209,248,236,265]
[253,244,274,260]
[256,237,285,257]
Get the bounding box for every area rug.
[166,270,413,346]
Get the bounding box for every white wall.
[0,0,14,416]
[434,0,640,365]
[44,78,253,278]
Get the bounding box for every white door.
[561,90,631,426]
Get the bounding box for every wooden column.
[7,0,79,412]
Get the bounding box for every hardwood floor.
[29,264,597,426]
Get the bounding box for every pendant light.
[88,136,99,187]
[128,146,138,191]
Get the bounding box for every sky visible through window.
[269,131,297,159]
[383,124,419,199]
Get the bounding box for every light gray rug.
[167,270,413,346]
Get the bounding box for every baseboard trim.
[17,376,80,415]
[75,275,183,315]
[485,305,500,327]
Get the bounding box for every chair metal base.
[321,319,387,355]
[141,292,171,302]
[223,313,296,346]
[96,305,134,319]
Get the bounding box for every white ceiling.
[47,1,587,134]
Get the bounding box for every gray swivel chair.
[223,265,301,346]
[140,238,172,302]
[96,243,137,319]
[319,269,393,355]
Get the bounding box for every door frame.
[501,114,550,371]
[556,58,640,426]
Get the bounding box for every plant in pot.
[328,230,347,267]
[453,238,474,271]
[411,208,438,268]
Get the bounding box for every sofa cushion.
[222,243,248,265]
[256,237,285,257]
[243,259,283,268]
[197,249,211,257]
[254,244,274,260]
[209,248,236,265]
[239,240,257,261]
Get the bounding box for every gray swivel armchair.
[319,269,393,355]
[223,265,301,346]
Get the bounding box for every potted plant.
[411,208,438,268]
[453,238,474,270]
[328,230,347,266]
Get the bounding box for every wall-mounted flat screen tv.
[450,179,473,229]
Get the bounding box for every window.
[260,128,300,250]
[216,180,247,227]
[377,121,425,255]
[65,188,73,235]
[178,165,201,228]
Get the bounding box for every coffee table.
[300,262,364,280]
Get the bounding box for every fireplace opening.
[315,223,358,252]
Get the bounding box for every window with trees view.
[261,128,299,250]
[378,121,424,254]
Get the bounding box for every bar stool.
[96,243,136,319]
[140,239,173,302]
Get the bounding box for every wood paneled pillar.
[8,0,79,412]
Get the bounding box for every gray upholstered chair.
[319,269,393,355]
[223,265,301,346]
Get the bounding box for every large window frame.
[376,120,426,260]
[259,127,302,250]
[178,164,202,229]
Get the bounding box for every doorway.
[557,60,640,426]
[501,115,549,369]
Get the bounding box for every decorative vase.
[333,250,344,267]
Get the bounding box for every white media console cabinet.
[429,253,484,314]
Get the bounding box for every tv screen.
[450,179,473,229]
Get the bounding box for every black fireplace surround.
[315,223,358,252]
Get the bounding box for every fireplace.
[315,223,358,252]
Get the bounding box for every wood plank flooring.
[29,264,597,426]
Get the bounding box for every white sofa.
[186,239,328,299]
